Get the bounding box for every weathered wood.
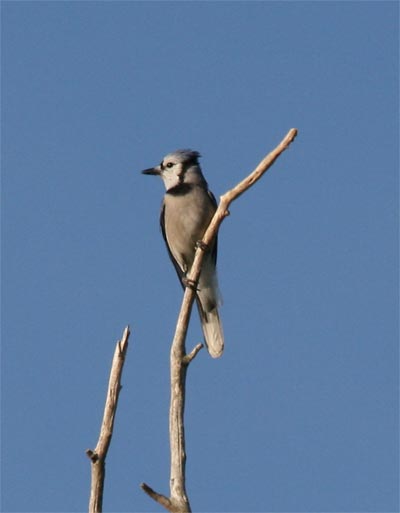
[86,326,130,513]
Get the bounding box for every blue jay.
[142,149,224,358]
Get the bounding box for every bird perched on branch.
[142,149,224,358]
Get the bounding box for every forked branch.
[142,129,298,512]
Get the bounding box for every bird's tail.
[196,298,224,358]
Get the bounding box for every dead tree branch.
[141,129,298,512]
[86,326,130,513]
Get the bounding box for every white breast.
[164,186,215,274]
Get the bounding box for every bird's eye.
[166,162,174,168]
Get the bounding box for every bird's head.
[142,149,207,191]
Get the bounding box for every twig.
[142,129,298,512]
[86,326,130,513]
[140,483,174,512]
[183,343,204,366]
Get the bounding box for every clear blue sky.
[2,2,398,512]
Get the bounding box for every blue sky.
[2,1,398,512]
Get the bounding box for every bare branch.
[142,129,298,512]
[203,128,298,252]
[222,128,298,204]
[183,343,204,366]
[86,326,130,513]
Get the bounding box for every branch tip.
[117,326,130,355]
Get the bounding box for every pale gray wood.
[86,326,130,513]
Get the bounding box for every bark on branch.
[142,129,298,512]
[86,326,130,513]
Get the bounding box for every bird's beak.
[141,166,160,176]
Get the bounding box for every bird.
[142,149,224,358]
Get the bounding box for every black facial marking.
[166,183,193,196]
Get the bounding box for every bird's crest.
[163,149,201,166]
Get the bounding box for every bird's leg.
[182,276,199,291]
[180,261,198,291]
[195,240,209,252]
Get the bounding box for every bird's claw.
[182,277,198,291]
[195,240,209,252]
